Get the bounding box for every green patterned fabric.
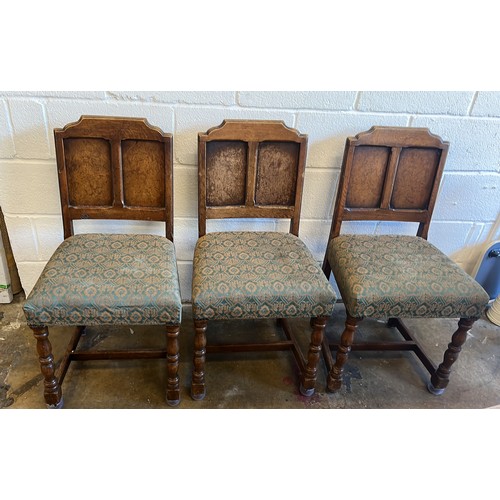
[192,231,336,320]
[23,233,182,326]
[328,234,489,319]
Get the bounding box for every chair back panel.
[206,140,247,206]
[65,138,113,207]
[54,116,173,240]
[255,142,299,206]
[391,147,441,209]
[121,139,166,208]
[331,126,449,240]
[198,120,307,236]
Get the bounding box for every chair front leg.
[191,320,207,401]
[428,317,475,395]
[166,325,180,406]
[300,316,328,396]
[31,326,63,409]
[327,314,361,392]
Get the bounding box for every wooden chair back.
[328,126,449,241]
[197,120,308,237]
[54,115,173,240]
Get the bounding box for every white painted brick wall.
[301,169,339,220]
[1,91,107,99]
[0,91,499,302]
[0,161,61,214]
[357,91,475,115]
[8,100,51,159]
[471,92,500,117]
[434,173,499,222]
[411,115,500,172]
[2,215,38,262]
[107,91,236,106]
[173,166,198,218]
[238,91,357,110]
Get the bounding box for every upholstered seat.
[24,233,182,327]
[329,235,488,319]
[192,231,336,321]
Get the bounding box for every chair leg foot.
[427,381,445,396]
[47,396,64,409]
[190,385,206,401]
[326,375,342,393]
[299,384,315,397]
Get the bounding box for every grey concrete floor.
[1,292,500,409]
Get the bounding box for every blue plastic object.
[474,241,500,300]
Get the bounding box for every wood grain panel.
[346,146,390,208]
[255,142,299,206]
[122,140,165,207]
[392,147,440,209]
[206,141,247,206]
[64,138,112,207]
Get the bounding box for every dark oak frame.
[192,119,328,400]
[29,115,180,408]
[322,126,477,395]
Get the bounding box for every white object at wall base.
[0,286,13,303]
[0,230,13,303]
[486,296,500,327]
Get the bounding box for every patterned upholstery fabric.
[23,233,182,326]
[192,231,336,320]
[328,235,489,319]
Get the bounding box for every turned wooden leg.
[327,314,361,392]
[30,326,63,409]
[300,316,328,396]
[191,320,207,401]
[428,318,475,395]
[166,325,180,407]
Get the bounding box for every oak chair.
[322,126,489,395]
[190,120,337,400]
[22,116,182,407]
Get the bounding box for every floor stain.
[1,311,22,332]
[343,364,362,393]
[0,383,14,408]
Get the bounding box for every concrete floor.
[1,292,500,409]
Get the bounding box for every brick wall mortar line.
[467,91,479,116]
[353,91,362,110]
